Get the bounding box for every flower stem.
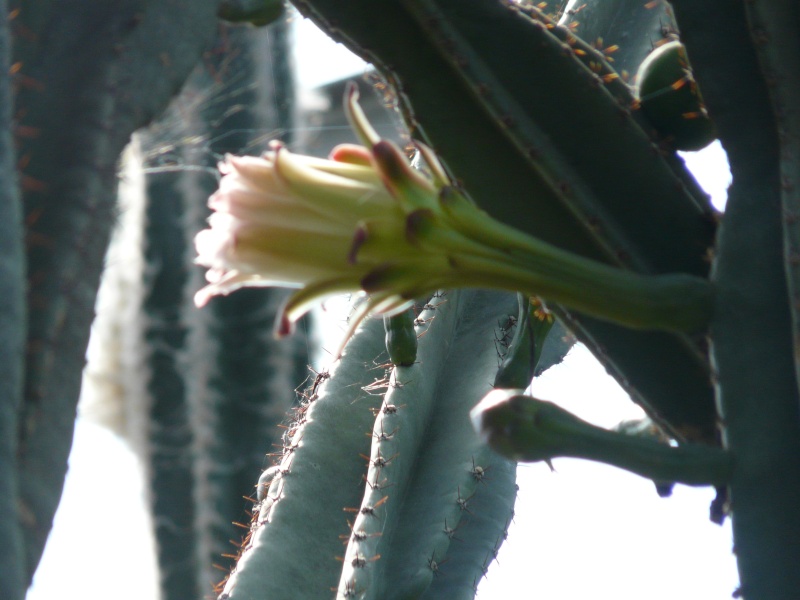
[472,391,732,487]
[432,189,714,332]
[447,253,713,333]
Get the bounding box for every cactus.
[8,1,221,590]
[219,289,571,599]
[0,2,25,599]
[280,0,796,597]
[132,19,309,599]
[3,1,800,599]
[667,2,800,596]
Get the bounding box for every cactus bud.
[471,389,732,486]
[384,308,418,366]
[635,40,716,151]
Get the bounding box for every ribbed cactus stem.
[0,0,25,597]
[742,2,800,405]
[135,19,304,597]
[493,294,536,390]
[220,315,390,599]
[336,290,561,599]
[140,165,198,600]
[10,1,221,583]
[338,294,462,598]
[671,1,800,596]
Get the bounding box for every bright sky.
[28,9,737,600]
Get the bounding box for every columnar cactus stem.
[337,291,520,599]
[139,164,198,600]
[670,1,800,596]
[10,1,220,582]
[741,2,800,405]
[220,315,391,599]
[135,19,304,597]
[0,1,25,598]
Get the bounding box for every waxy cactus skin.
[2,2,800,599]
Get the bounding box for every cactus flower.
[195,83,713,338]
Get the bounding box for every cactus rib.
[338,290,520,599]
[220,315,390,599]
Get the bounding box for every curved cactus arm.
[0,1,25,598]
[514,1,718,214]
[220,314,390,599]
[337,291,519,599]
[398,0,713,278]
[409,0,716,275]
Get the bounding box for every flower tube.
[194,82,713,339]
